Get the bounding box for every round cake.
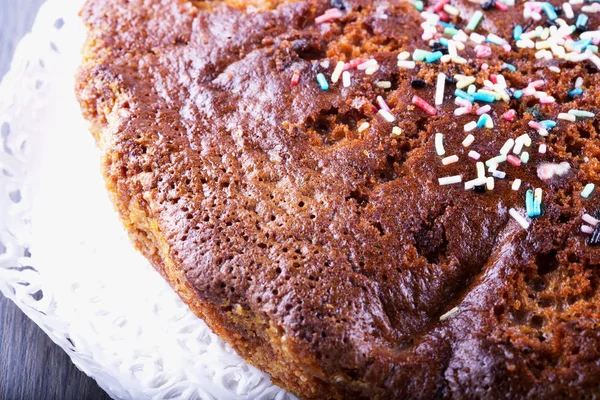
[77,0,600,398]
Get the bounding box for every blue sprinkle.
[541,2,558,20]
[425,51,443,63]
[577,13,589,29]
[540,120,557,129]
[587,45,599,53]
[413,49,431,61]
[477,114,489,128]
[316,73,329,91]
[455,89,474,102]
[502,62,516,72]
[513,89,523,99]
[574,38,592,52]
[438,21,455,28]
[569,87,583,97]
[526,189,535,218]
[513,25,523,40]
[439,37,449,46]
[473,92,496,103]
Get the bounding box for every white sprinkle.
[582,225,595,234]
[468,150,481,160]
[518,133,532,147]
[457,76,476,89]
[563,2,574,18]
[342,71,351,88]
[486,176,495,190]
[358,122,370,133]
[442,155,459,165]
[582,183,596,198]
[539,144,547,154]
[376,81,392,89]
[392,126,402,136]
[397,51,410,60]
[435,133,445,156]
[520,151,530,164]
[512,179,522,191]
[448,40,458,57]
[464,121,478,132]
[485,155,507,167]
[462,134,475,147]
[575,77,584,88]
[365,65,379,75]
[492,170,506,179]
[476,105,491,115]
[377,95,390,111]
[464,177,487,190]
[452,56,467,64]
[583,213,600,226]
[500,138,515,156]
[331,61,345,83]
[439,175,463,185]
[435,73,446,106]
[398,60,416,69]
[513,139,524,155]
[378,109,395,122]
[476,162,485,179]
[488,163,498,173]
[558,112,576,122]
[357,59,378,70]
[320,59,330,68]
[439,306,460,321]
[549,66,561,73]
[509,208,530,229]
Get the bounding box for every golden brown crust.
[77,0,600,398]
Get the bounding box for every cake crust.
[77,0,600,398]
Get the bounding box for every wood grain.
[1,1,111,399]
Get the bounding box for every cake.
[76,0,600,398]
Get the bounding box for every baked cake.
[77,0,600,397]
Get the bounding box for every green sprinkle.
[316,73,329,91]
[444,27,459,36]
[568,109,595,119]
[414,0,424,11]
[520,151,530,164]
[467,11,483,31]
[413,49,431,61]
[582,183,595,198]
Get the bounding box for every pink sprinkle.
[291,70,300,86]
[582,225,595,234]
[468,150,481,160]
[412,95,437,116]
[315,8,343,23]
[475,45,492,59]
[502,109,516,121]
[495,1,508,11]
[377,95,390,111]
[530,80,545,89]
[455,98,472,108]
[481,63,489,70]
[540,96,556,104]
[522,86,537,96]
[476,105,491,115]
[344,58,369,71]
[437,10,451,22]
[528,120,543,130]
[503,44,512,52]
[433,0,449,12]
[507,154,522,167]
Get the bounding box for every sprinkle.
[414,0,424,11]
[467,11,484,31]
[473,92,496,103]
[365,65,379,75]
[377,96,390,111]
[315,8,343,24]
[291,70,300,86]
[502,109,516,121]
[512,179,522,191]
[537,162,570,181]
[331,61,345,83]
[316,73,329,90]
[576,13,589,29]
[575,77,584,88]
[392,126,403,136]
[568,109,595,119]
[563,3,574,19]
[462,134,475,147]
[485,155,507,167]
[486,176,495,190]
[492,170,506,179]
[439,306,460,321]
[509,208,530,229]
[534,188,543,216]
[412,95,437,115]
[500,138,515,155]
[539,144,547,154]
[435,73,446,105]
[476,162,486,179]
[549,66,561,73]
[357,59,378,71]
[582,225,595,234]
[464,121,478,132]
[439,175,463,185]
[455,89,474,102]
[468,150,481,159]
[413,49,431,61]
[447,40,458,57]
[541,2,558,20]
[502,63,517,72]
[583,213,600,226]
[342,71,351,88]
[507,154,522,166]
[582,183,596,198]
[465,177,487,190]
[513,138,524,155]
[558,112,576,122]
[526,189,535,217]
[442,155,459,165]
[529,121,548,136]
[476,105,491,115]
[513,89,523,99]
[358,122,370,133]
[398,51,410,61]
[514,25,523,40]
[398,60,417,69]
[378,109,396,122]
[435,133,445,156]
[520,151,530,164]
[376,81,392,89]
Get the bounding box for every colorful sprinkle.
[467,11,484,31]
[331,61,345,83]
[291,70,300,86]
[412,95,438,115]
[582,183,596,198]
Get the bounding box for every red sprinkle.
[433,0,450,12]
[502,109,516,121]
[437,10,451,22]
[412,95,438,116]
[489,74,498,84]
[507,154,522,167]
[494,1,508,11]
[291,70,300,86]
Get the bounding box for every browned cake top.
[77,0,600,397]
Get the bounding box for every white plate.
[0,1,294,399]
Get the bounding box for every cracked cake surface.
[77,0,600,398]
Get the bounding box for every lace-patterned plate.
[0,1,294,399]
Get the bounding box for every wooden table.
[0,1,111,398]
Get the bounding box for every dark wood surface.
[0,1,111,399]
